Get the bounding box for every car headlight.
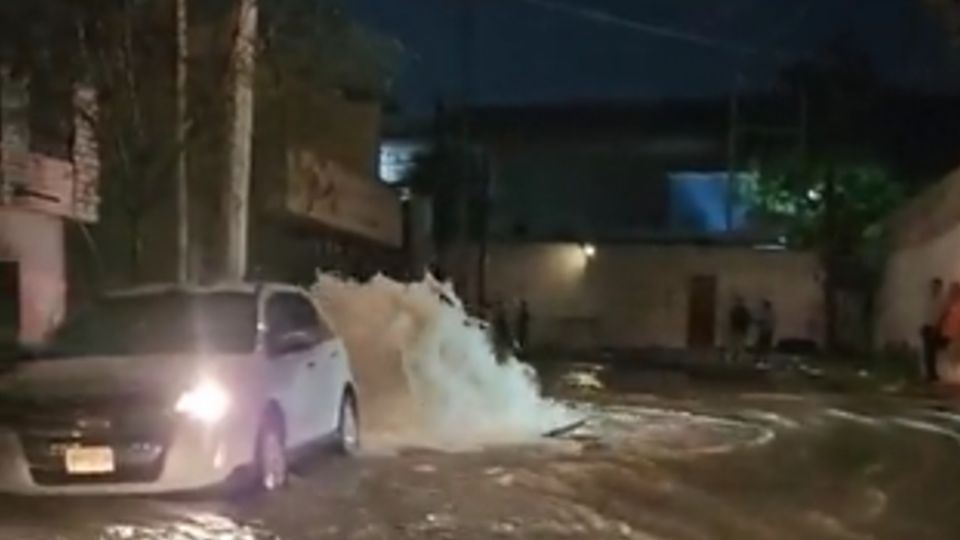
[175,379,230,423]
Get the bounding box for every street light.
[582,243,596,259]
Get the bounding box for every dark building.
[389,91,960,245]
[2,1,406,345]
[0,68,100,344]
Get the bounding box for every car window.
[45,292,258,357]
[265,294,297,339]
[266,292,331,342]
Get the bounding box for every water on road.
[3,371,960,540]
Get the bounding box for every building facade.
[877,165,960,353]
[2,4,404,345]
[485,242,822,351]
[0,71,100,344]
[80,3,404,292]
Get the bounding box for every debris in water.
[543,418,590,439]
[560,368,605,391]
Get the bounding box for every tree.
[3,0,398,285]
[175,0,190,283]
[747,35,904,351]
[81,0,214,283]
[2,1,231,283]
[748,159,902,250]
[259,0,398,98]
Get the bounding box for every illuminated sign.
[379,141,426,184]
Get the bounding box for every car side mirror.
[267,330,318,356]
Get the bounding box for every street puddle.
[558,404,776,457]
[101,514,273,540]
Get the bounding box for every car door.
[263,291,322,448]
[289,293,344,439]
[307,300,348,436]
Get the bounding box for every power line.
[506,0,798,62]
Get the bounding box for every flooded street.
[2,365,960,539]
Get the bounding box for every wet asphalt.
[1,363,960,540]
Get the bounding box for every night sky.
[348,0,960,114]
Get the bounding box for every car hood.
[0,354,242,404]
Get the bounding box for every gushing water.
[311,273,573,451]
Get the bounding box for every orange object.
[941,300,960,341]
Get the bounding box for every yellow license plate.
[64,446,115,475]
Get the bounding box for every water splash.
[311,273,573,451]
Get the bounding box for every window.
[266,292,331,342]
[45,292,257,357]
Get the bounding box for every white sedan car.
[0,283,359,495]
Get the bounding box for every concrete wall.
[485,243,823,350]
[0,208,65,344]
[876,224,960,349]
[878,165,960,351]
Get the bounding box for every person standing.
[727,296,751,363]
[921,278,945,382]
[515,300,531,353]
[754,299,776,364]
[492,301,514,362]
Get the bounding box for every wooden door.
[0,262,18,341]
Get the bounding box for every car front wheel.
[337,393,360,455]
[255,418,287,491]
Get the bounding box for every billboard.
[286,149,402,248]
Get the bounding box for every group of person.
[727,296,777,363]
[920,278,960,382]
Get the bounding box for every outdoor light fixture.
[582,243,597,259]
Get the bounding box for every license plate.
[64,446,115,475]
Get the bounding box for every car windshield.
[44,292,258,358]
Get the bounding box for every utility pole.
[477,152,491,308]
[175,0,190,283]
[798,90,808,160]
[823,167,838,349]
[223,0,258,281]
[725,77,740,234]
[460,0,488,307]
[727,77,808,235]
